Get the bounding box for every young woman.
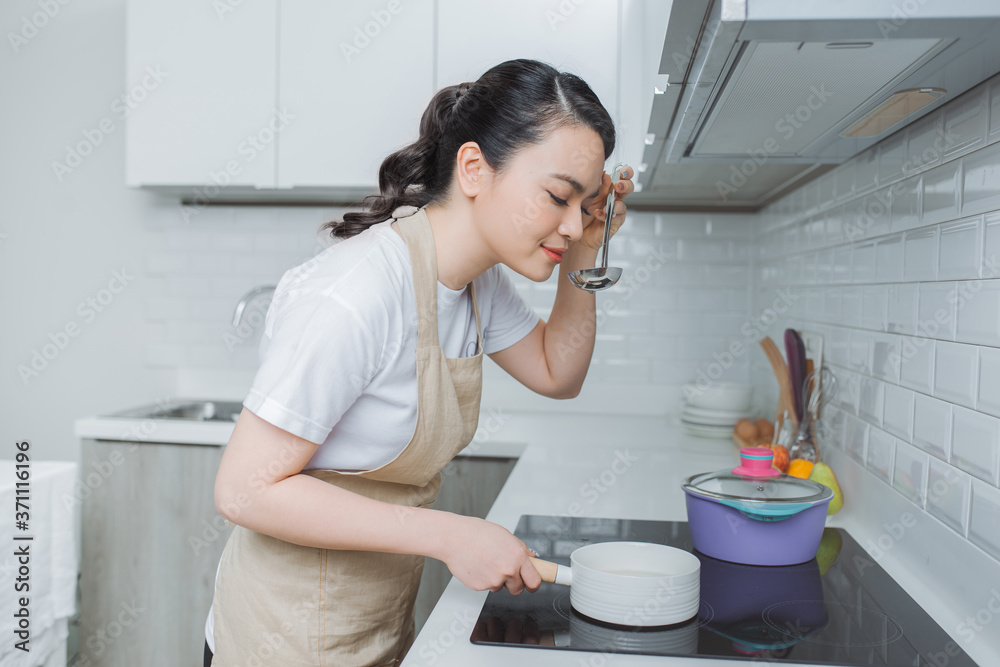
[205,58,633,666]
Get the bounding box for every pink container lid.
[732,447,781,477]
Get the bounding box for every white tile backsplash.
[893,439,928,506]
[867,427,896,483]
[906,112,944,174]
[912,393,952,460]
[927,457,972,535]
[886,284,918,335]
[843,414,869,464]
[854,242,877,283]
[872,334,900,383]
[903,227,938,281]
[962,140,1000,216]
[978,346,1000,418]
[842,287,863,326]
[943,85,988,159]
[917,282,957,340]
[933,341,978,408]
[939,217,983,280]
[951,406,1000,486]
[876,234,903,282]
[922,160,961,224]
[754,74,1000,566]
[890,176,921,233]
[984,211,1000,267]
[954,279,1000,346]
[899,335,935,393]
[859,376,885,426]
[969,480,1000,560]
[883,383,914,441]
[861,286,886,330]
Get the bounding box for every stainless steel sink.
[105,400,244,422]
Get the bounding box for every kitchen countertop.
[403,412,1000,667]
[72,405,527,459]
[75,404,1000,665]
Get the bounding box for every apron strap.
[396,207,485,356]
[395,209,440,349]
[469,280,484,356]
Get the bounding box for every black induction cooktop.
[471,515,978,666]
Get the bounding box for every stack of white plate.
[679,382,753,439]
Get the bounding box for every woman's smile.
[541,245,565,263]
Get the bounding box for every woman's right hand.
[438,515,542,596]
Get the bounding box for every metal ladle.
[568,163,626,292]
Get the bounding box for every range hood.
[638,0,1000,209]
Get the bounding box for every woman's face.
[473,124,606,282]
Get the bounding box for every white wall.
[1,0,175,464]
[752,73,1000,565]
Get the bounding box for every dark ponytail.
[322,58,615,239]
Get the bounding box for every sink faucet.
[232,285,276,327]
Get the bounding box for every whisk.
[790,367,838,462]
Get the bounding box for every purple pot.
[682,452,833,566]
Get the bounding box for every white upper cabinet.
[125,0,641,192]
[618,0,671,185]
[276,0,435,189]
[125,0,278,188]
[436,0,621,153]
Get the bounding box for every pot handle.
[529,558,572,586]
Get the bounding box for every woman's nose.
[559,210,584,242]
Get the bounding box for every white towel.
[0,461,78,666]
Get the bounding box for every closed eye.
[548,192,569,207]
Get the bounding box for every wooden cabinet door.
[79,439,231,666]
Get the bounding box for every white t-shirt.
[205,216,540,651]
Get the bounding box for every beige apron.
[211,206,484,666]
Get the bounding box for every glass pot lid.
[682,470,832,506]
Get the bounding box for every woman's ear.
[454,141,488,198]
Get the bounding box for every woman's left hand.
[577,164,635,252]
